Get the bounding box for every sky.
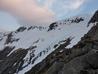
[0,0,98,32]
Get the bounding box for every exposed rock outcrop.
[0,48,27,74]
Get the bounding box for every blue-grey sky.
[0,12,20,31]
[0,0,98,31]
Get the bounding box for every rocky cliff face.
[0,11,98,74]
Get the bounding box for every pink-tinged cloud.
[0,0,56,25]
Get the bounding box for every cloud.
[63,0,85,10]
[41,0,87,18]
[42,0,86,10]
[0,0,88,26]
[0,0,56,26]
[43,0,55,8]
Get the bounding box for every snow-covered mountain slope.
[0,13,96,74]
